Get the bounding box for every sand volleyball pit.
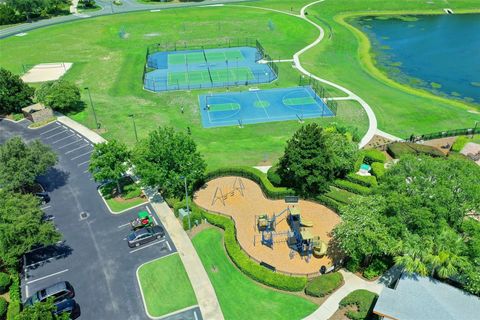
[194,176,342,275]
[21,62,73,83]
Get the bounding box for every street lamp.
[473,121,479,138]
[181,176,191,231]
[128,114,138,142]
[84,87,100,129]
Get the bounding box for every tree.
[79,0,96,8]
[333,196,395,265]
[0,137,57,192]
[132,126,206,199]
[89,140,130,195]
[0,68,34,115]
[277,123,358,196]
[0,190,61,268]
[15,298,69,320]
[36,80,82,113]
[6,0,44,21]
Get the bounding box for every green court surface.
[168,52,205,65]
[210,67,254,83]
[283,96,317,106]
[168,70,211,86]
[208,103,241,112]
[205,50,244,62]
[168,50,244,65]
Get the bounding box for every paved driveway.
[0,119,191,320]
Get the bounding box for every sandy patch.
[194,176,342,275]
[21,63,73,83]
[460,142,480,166]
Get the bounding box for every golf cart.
[130,211,154,230]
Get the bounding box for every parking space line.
[25,284,29,298]
[77,160,90,166]
[26,269,69,285]
[40,205,51,210]
[25,253,66,268]
[76,134,82,138]
[194,310,199,320]
[44,129,67,139]
[65,144,89,154]
[83,169,90,174]
[70,150,93,160]
[146,206,152,214]
[117,223,130,229]
[58,139,81,149]
[40,126,62,135]
[51,134,75,144]
[166,241,172,252]
[129,239,166,254]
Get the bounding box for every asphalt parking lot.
[0,119,201,320]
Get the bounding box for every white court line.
[65,144,89,154]
[44,129,67,139]
[70,150,93,160]
[40,126,62,135]
[58,139,81,149]
[26,269,69,285]
[40,205,51,210]
[117,222,130,229]
[77,160,90,167]
[51,134,75,144]
[129,239,166,254]
[166,241,172,252]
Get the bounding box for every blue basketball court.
[198,86,334,128]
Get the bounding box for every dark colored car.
[127,226,165,248]
[24,281,75,314]
[35,191,50,204]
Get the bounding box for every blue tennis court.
[198,86,334,128]
[144,47,277,92]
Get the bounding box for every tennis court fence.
[299,75,338,115]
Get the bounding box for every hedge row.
[362,149,386,164]
[266,164,282,187]
[204,167,295,199]
[346,173,377,188]
[339,289,379,320]
[371,162,385,178]
[324,188,357,205]
[354,153,365,172]
[316,194,343,213]
[201,209,307,291]
[387,142,445,159]
[6,273,20,320]
[333,179,371,196]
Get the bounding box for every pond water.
[357,14,480,104]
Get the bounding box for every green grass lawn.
[100,177,147,213]
[192,228,318,320]
[137,254,197,317]
[0,5,366,169]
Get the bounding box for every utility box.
[179,208,191,220]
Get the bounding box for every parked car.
[35,191,50,204]
[127,226,165,248]
[24,281,75,315]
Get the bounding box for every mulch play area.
[194,176,341,275]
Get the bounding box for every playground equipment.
[130,211,154,230]
[211,177,246,206]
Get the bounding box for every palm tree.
[394,236,432,276]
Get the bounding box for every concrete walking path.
[149,200,225,320]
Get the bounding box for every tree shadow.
[38,167,69,192]
[24,242,73,271]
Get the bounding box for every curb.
[96,188,149,215]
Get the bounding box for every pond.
[357,14,480,105]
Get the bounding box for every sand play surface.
[194,176,342,275]
[21,63,72,83]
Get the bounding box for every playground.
[198,86,334,128]
[144,46,277,92]
[194,176,341,275]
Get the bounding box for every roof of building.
[22,103,47,113]
[374,273,480,320]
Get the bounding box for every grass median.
[137,253,197,318]
[192,227,318,320]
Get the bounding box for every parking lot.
[0,119,202,320]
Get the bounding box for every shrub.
[339,289,379,320]
[199,206,307,291]
[387,142,445,159]
[363,258,390,280]
[346,173,378,188]
[316,195,343,213]
[123,183,142,200]
[0,272,10,294]
[370,162,385,179]
[333,180,371,196]
[363,149,386,164]
[353,152,366,172]
[0,297,7,318]
[324,188,357,205]
[6,273,20,320]
[204,167,294,199]
[451,136,469,152]
[305,272,343,297]
[345,257,361,273]
[266,165,282,187]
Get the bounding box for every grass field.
[0,6,364,169]
[192,228,318,320]
[137,254,197,317]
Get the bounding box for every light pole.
[84,87,100,129]
[181,176,191,231]
[128,114,138,142]
[473,121,479,138]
